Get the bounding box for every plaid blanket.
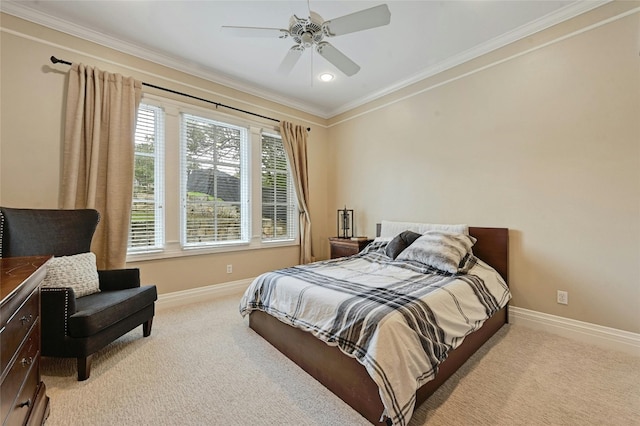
[240,247,511,426]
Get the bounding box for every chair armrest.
[98,268,141,291]
[41,287,77,352]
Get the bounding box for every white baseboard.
[157,284,640,357]
[509,306,640,357]
[156,278,253,311]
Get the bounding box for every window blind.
[129,103,164,252]
[261,133,297,241]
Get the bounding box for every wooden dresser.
[1,256,50,426]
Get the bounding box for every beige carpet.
[41,294,640,426]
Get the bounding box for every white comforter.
[240,247,511,426]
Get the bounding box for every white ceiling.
[2,1,606,118]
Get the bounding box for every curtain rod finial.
[50,56,72,65]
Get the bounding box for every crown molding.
[1,0,611,119]
[0,1,330,118]
[331,0,611,116]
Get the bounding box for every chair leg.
[143,318,153,337]
[77,354,93,381]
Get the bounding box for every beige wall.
[1,4,638,333]
[0,14,331,294]
[328,4,640,333]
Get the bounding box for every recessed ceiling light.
[319,73,334,82]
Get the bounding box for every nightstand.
[329,237,373,259]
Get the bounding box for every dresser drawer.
[330,243,357,259]
[1,287,39,374]
[3,357,39,426]
[1,325,40,425]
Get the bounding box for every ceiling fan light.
[319,73,334,82]
[301,32,314,48]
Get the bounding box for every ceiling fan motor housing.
[289,12,324,48]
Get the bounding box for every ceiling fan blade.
[315,42,360,76]
[278,46,305,74]
[323,4,391,36]
[221,26,289,39]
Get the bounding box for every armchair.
[0,207,157,381]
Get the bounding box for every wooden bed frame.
[249,226,509,425]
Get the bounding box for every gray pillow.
[396,231,477,274]
[385,230,422,259]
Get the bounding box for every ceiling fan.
[221,4,391,77]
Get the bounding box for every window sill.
[126,239,299,263]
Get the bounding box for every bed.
[240,223,510,426]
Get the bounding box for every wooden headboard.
[375,224,509,283]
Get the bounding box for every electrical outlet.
[226,264,233,274]
[557,290,568,305]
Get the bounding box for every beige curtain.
[280,121,314,264]
[61,63,142,269]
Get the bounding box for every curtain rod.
[50,56,310,131]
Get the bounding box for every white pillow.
[42,252,100,298]
[375,220,469,242]
[396,231,477,274]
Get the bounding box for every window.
[129,104,164,252]
[127,95,298,259]
[261,133,297,241]
[181,114,249,247]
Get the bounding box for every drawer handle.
[18,399,32,408]
[20,314,33,325]
[20,357,33,367]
